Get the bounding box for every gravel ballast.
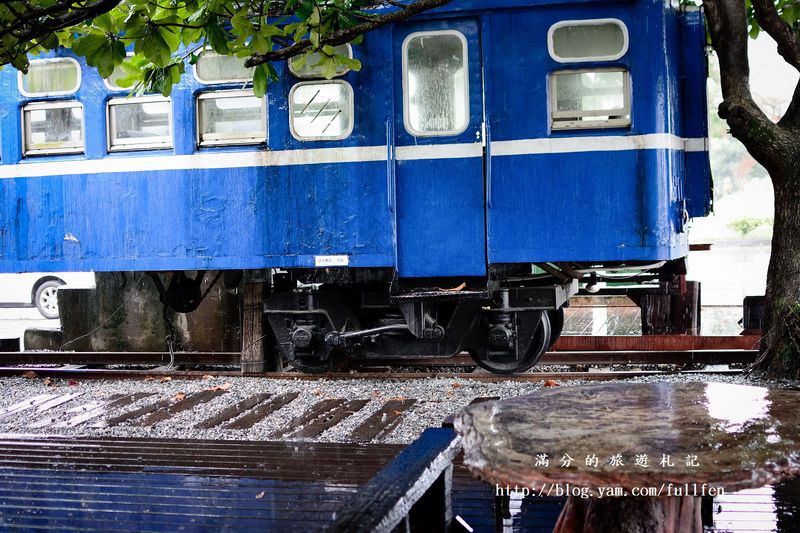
[0,372,793,444]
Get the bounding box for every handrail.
[328,427,461,533]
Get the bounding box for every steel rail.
[0,366,743,382]
[0,349,757,368]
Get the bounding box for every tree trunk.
[553,495,703,533]
[702,0,800,379]
[757,171,800,378]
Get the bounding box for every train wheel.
[547,308,565,349]
[470,311,552,374]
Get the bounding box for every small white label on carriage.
[314,255,349,267]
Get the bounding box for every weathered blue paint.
[393,18,486,277]
[680,8,714,218]
[0,0,712,277]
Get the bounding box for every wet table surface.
[455,382,800,493]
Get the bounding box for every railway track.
[0,335,757,442]
[0,334,759,369]
[0,334,758,381]
[0,365,745,382]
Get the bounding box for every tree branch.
[0,0,122,42]
[779,78,800,129]
[704,0,785,172]
[751,0,800,73]
[245,0,450,67]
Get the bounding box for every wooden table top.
[456,381,800,492]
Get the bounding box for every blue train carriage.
[0,0,712,373]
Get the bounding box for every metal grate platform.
[0,434,796,531]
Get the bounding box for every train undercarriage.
[265,280,573,374]
[146,261,684,374]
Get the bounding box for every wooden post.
[409,464,453,532]
[241,282,265,374]
[639,276,701,335]
[742,295,765,334]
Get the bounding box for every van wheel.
[35,280,64,319]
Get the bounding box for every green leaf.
[308,6,321,26]
[780,5,797,25]
[142,30,171,66]
[339,56,361,71]
[253,64,268,98]
[72,34,107,57]
[230,12,252,33]
[39,33,59,50]
[321,58,336,79]
[94,46,116,78]
[93,13,115,32]
[113,39,126,65]
[207,16,229,54]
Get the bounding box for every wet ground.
[0,372,798,531]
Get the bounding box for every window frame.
[195,89,267,147]
[192,49,254,85]
[401,29,470,138]
[21,100,85,156]
[288,80,355,141]
[549,68,632,131]
[547,18,629,63]
[18,57,82,98]
[288,43,354,79]
[106,95,174,152]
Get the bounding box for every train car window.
[548,19,628,63]
[194,51,253,84]
[288,44,353,79]
[18,58,81,97]
[402,30,469,137]
[196,90,266,146]
[550,69,631,130]
[107,96,173,152]
[22,101,84,156]
[289,80,354,141]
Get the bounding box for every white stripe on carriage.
[0,146,387,179]
[395,143,483,160]
[491,134,708,156]
[0,135,708,179]
[683,137,709,152]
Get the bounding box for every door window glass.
[403,30,469,136]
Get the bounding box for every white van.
[0,272,96,319]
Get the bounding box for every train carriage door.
[393,19,486,278]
